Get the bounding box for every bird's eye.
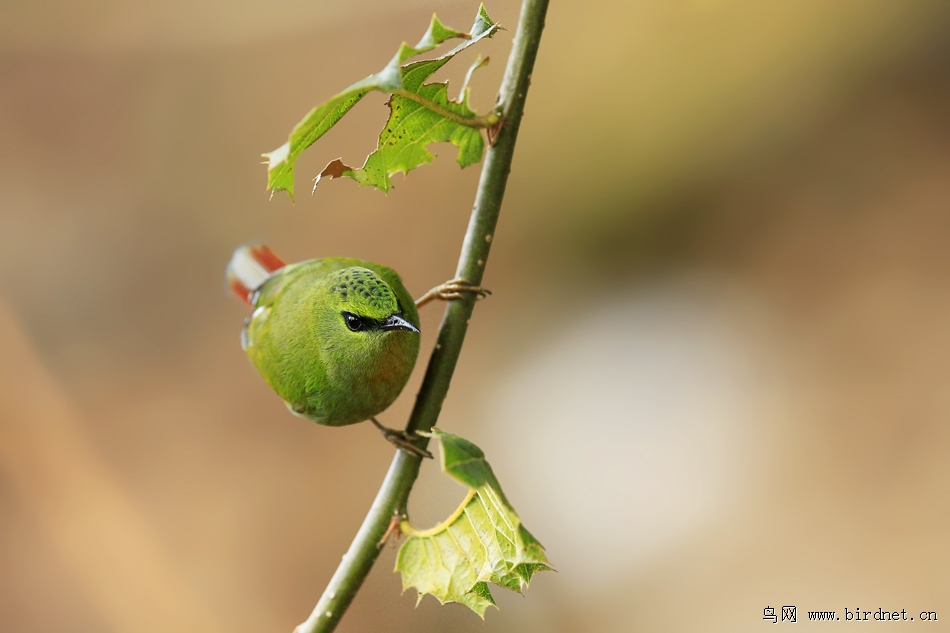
[342,312,365,332]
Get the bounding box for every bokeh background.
[2,0,950,631]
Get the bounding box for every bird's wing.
[252,260,322,308]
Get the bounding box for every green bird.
[226,244,487,458]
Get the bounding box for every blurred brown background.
[2,0,950,631]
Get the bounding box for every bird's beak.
[381,314,420,333]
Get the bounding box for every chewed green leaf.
[342,84,485,191]
[371,15,468,92]
[437,425,501,491]
[265,4,500,198]
[395,428,552,618]
[456,55,490,104]
[415,14,469,52]
[471,3,496,37]
[263,87,370,197]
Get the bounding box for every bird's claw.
[370,418,433,459]
[415,278,492,308]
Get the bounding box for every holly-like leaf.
[395,428,552,618]
[341,83,486,192]
[265,5,500,198]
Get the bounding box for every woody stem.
[293,1,550,631]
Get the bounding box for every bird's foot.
[415,278,491,309]
[370,418,433,459]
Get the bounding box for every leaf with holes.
[395,428,552,618]
[264,5,500,198]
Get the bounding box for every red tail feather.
[226,244,287,307]
[248,245,286,273]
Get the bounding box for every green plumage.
[243,257,420,426]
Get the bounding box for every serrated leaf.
[263,88,371,197]
[456,55,490,104]
[395,428,552,618]
[266,5,500,198]
[343,84,485,192]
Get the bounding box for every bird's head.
[322,266,420,337]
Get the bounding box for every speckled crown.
[328,267,397,312]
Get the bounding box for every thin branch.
[293,1,550,631]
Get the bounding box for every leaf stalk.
[391,89,500,129]
[293,0,549,630]
[398,489,477,538]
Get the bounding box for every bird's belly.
[245,298,418,427]
[272,363,402,427]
